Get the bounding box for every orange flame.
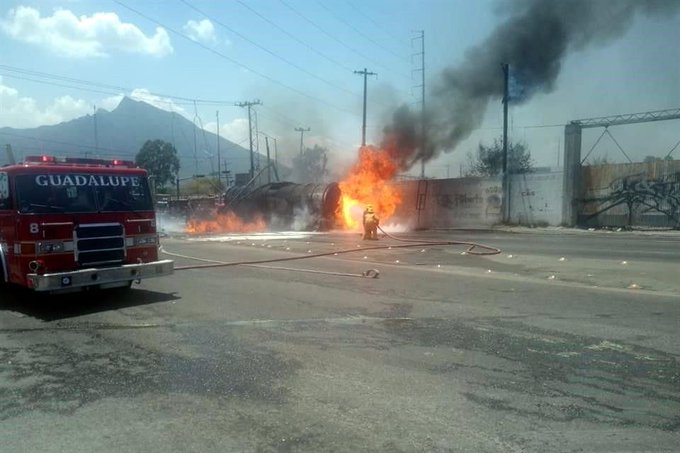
[185,211,267,234]
[338,145,401,229]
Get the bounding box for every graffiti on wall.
[583,172,680,226]
[434,181,502,223]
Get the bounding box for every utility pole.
[92,105,98,158]
[193,102,199,174]
[501,63,510,223]
[265,136,272,184]
[236,100,262,179]
[412,31,426,178]
[354,68,377,146]
[216,110,221,188]
[273,137,278,167]
[295,127,310,156]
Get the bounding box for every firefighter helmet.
[366,204,374,213]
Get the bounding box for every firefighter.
[362,204,379,240]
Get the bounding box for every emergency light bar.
[24,155,136,168]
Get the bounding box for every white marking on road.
[586,340,627,351]
[188,232,318,242]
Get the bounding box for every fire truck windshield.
[15,173,154,214]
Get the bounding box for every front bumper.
[26,259,174,292]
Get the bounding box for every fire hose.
[162,230,501,278]
[376,226,502,255]
[162,246,380,278]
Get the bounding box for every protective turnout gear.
[362,206,379,240]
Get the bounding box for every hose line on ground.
[162,230,500,277]
[376,226,501,255]
[162,247,380,278]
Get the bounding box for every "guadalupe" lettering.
[35,174,141,187]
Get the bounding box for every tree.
[291,144,328,183]
[135,139,180,190]
[466,138,533,176]
[183,177,224,196]
[644,155,673,163]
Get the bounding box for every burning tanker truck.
[184,146,402,234]
[222,182,342,230]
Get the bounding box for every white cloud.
[0,77,92,128]
[128,89,188,116]
[98,90,189,117]
[183,19,216,44]
[204,118,249,143]
[100,94,124,112]
[0,79,191,129]
[1,6,173,58]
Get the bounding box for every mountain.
[0,97,260,179]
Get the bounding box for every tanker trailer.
[223,182,341,230]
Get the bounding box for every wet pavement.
[1,230,679,452]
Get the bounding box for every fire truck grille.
[75,224,126,266]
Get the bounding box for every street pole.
[501,63,510,223]
[354,68,377,147]
[216,110,221,188]
[236,100,262,180]
[411,31,425,178]
[265,136,271,184]
[295,127,310,156]
[92,104,98,158]
[420,32,425,179]
[273,137,278,167]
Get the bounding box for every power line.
[178,0,361,99]
[0,65,341,138]
[343,0,408,45]
[235,0,354,73]
[0,73,134,99]
[316,1,408,63]
[0,131,127,155]
[0,65,235,105]
[114,1,357,116]
[0,131,250,161]
[278,0,409,81]
[258,105,298,128]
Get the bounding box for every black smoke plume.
[382,0,680,170]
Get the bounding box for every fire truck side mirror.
[0,172,8,199]
[0,172,9,210]
[148,175,157,199]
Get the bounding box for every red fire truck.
[0,155,173,292]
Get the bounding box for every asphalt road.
[1,230,679,452]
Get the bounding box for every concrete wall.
[508,171,564,226]
[390,176,502,229]
[389,171,564,229]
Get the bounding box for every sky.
[0,0,679,179]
